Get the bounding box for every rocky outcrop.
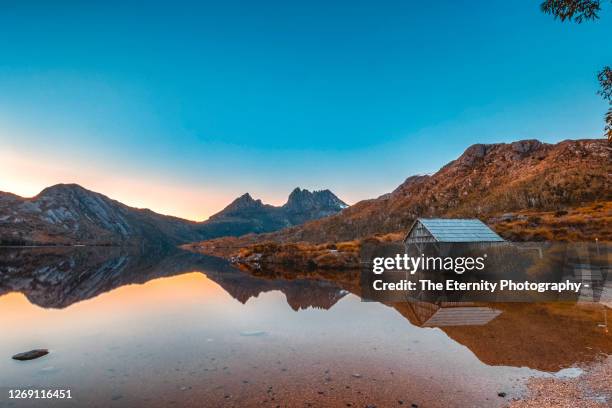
[196,188,347,239]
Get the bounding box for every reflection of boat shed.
[404,218,504,251]
[408,300,502,327]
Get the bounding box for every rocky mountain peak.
[510,139,543,154]
[453,139,550,168]
[236,192,255,203]
[285,187,310,206]
[212,192,265,217]
[38,183,90,198]
[199,187,348,239]
[284,188,347,212]
[455,143,494,167]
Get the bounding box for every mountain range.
[198,188,347,239]
[194,138,610,251]
[0,185,346,246]
[1,138,609,248]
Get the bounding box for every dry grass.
[233,240,360,270]
[491,201,611,242]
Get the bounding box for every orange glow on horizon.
[0,272,230,327]
[0,152,236,221]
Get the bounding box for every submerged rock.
[12,349,49,361]
[239,331,266,337]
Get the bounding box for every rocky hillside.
[196,188,347,239]
[0,184,203,246]
[195,139,610,249]
[0,184,347,246]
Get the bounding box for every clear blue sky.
[1,0,610,220]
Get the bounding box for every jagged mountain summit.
[196,188,348,239]
[0,184,348,246]
[284,188,348,225]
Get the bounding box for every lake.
[0,247,610,407]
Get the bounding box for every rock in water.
[12,349,49,361]
[239,331,267,337]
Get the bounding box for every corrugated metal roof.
[414,218,504,242]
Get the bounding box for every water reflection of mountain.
[246,266,611,372]
[392,301,610,372]
[0,247,348,310]
[0,247,609,372]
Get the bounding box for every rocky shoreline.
[509,357,611,407]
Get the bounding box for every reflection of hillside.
[247,265,611,372]
[201,265,348,311]
[389,300,610,372]
[0,247,348,311]
[1,248,609,372]
[0,246,173,308]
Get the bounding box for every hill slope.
[193,139,610,252]
[0,184,203,246]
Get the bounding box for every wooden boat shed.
[404,218,504,252]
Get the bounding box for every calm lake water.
[0,247,610,408]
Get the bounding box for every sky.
[1,1,610,221]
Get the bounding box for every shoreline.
[510,356,611,407]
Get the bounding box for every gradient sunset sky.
[1,1,610,220]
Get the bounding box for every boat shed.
[404,218,504,245]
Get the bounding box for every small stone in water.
[12,349,49,361]
[39,366,60,374]
[351,373,362,378]
[497,392,507,398]
[240,331,266,337]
